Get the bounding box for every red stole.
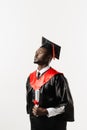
[29,67,61,90]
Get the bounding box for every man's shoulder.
[26,70,36,80]
[50,67,63,75]
[29,70,36,77]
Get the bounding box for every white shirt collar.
[37,66,50,76]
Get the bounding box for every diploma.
[33,90,40,107]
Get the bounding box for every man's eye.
[39,51,42,54]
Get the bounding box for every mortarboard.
[41,37,61,59]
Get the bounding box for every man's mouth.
[34,58,37,61]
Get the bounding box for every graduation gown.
[26,67,74,130]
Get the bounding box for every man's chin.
[34,60,43,65]
[33,60,38,64]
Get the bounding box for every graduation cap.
[41,37,61,59]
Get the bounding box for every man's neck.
[37,64,49,71]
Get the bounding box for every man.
[26,37,74,130]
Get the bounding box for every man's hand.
[32,106,48,116]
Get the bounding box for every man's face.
[34,47,51,65]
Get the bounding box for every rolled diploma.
[35,90,39,106]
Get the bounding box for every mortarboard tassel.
[52,44,55,60]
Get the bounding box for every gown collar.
[36,66,50,77]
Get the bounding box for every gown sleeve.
[26,77,32,114]
[55,74,74,121]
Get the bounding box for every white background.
[0,0,87,130]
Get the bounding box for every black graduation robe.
[26,67,74,130]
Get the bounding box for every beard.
[34,60,43,65]
[34,60,38,64]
